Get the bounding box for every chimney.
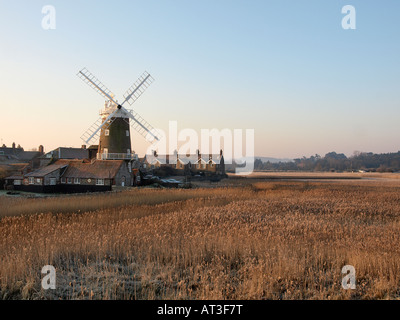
[220,149,223,156]
[38,145,44,154]
[81,145,86,149]
[12,142,15,149]
[197,149,200,159]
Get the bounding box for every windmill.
[77,68,160,160]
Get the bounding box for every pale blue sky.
[0,0,399,158]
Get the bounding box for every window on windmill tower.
[105,129,110,136]
[126,130,129,137]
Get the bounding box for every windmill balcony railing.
[97,153,139,161]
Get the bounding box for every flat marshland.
[1,176,400,300]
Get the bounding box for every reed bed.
[0,180,399,300]
[0,188,248,218]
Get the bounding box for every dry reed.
[0,180,399,300]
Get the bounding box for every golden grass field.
[1,174,400,300]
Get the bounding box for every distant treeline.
[254,151,400,172]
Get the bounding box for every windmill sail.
[127,109,161,142]
[77,68,118,104]
[80,108,119,144]
[121,71,154,107]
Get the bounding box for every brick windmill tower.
[77,68,160,160]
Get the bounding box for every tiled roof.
[0,147,24,156]
[142,153,224,165]
[5,175,24,180]
[144,154,171,165]
[40,147,89,160]
[17,151,42,161]
[0,149,41,162]
[25,164,68,177]
[58,147,89,159]
[0,154,19,162]
[58,160,124,179]
[177,155,199,165]
[195,154,223,165]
